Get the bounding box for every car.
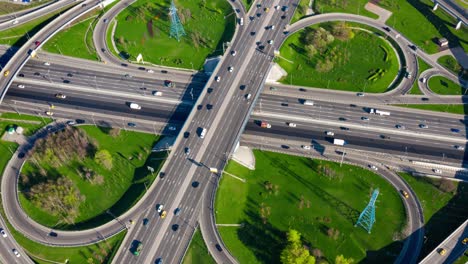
[124,73,132,78]
[288,122,296,127]
[66,120,76,125]
[43,62,50,66]
[161,70,168,74]
[206,104,213,110]
[207,88,213,93]
[143,218,149,226]
[45,111,53,116]
[174,208,181,216]
[81,3,87,7]
[185,147,190,155]
[356,92,365,97]
[383,26,391,32]
[215,244,223,252]
[325,131,334,136]
[410,45,417,51]
[157,204,164,213]
[270,25,275,30]
[433,169,442,174]
[369,165,378,171]
[401,190,409,199]
[12,20,18,25]
[462,237,468,244]
[395,124,405,129]
[184,132,190,138]
[155,258,163,264]
[231,50,237,56]
[67,73,73,77]
[192,181,199,188]
[245,94,252,100]
[133,242,142,256]
[302,145,311,150]
[267,40,274,45]
[3,70,10,77]
[76,119,86,124]
[128,123,136,127]
[48,232,58,237]
[129,219,135,225]
[406,72,412,78]
[270,87,277,91]
[168,126,176,131]
[420,77,427,83]
[451,128,460,133]
[172,224,179,231]
[421,97,429,101]
[17,84,25,88]
[164,80,174,87]
[13,249,20,257]
[55,93,66,99]
[160,210,167,219]
[103,18,108,23]
[147,69,154,73]
[439,248,446,256]
[101,48,106,52]
[281,103,289,107]
[361,116,369,121]
[419,124,428,128]
[34,40,41,46]
[258,45,265,50]
[275,5,280,10]
[264,7,269,12]
[455,145,465,150]
[339,117,347,121]
[281,145,290,149]
[215,76,221,82]
[18,73,24,77]
[380,135,389,139]
[0,229,7,238]
[228,66,234,72]
[152,91,162,96]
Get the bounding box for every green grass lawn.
[378,0,468,54]
[241,0,253,11]
[313,0,377,19]
[278,24,400,93]
[0,112,52,136]
[437,55,468,79]
[43,1,120,61]
[393,104,467,115]
[409,58,432,95]
[216,151,406,263]
[428,76,467,95]
[182,229,216,264]
[113,0,235,69]
[19,125,164,230]
[0,1,53,15]
[399,173,468,259]
[0,5,73,47]
[291,0,311,23]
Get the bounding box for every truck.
[260,121,272,128]
[368,108,390,116]
[333,139,346,146]
[129,103,141,110]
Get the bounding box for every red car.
[34,41,41,46]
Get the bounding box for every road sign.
[136,53,143,63]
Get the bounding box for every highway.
[420,219,468,264]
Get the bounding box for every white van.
[303,100,314,106]
[129,103,141,110]
[239,17,244,26]
[200,128,207,139]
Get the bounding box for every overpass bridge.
[432,0,468,29]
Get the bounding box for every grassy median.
[216,151,406,263]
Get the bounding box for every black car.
[207,88,213,93]
[143,218,149,226]
[48,232,58,237]
[172,224,179,231]
[281,103,289,107]
[184,132,190,138]
[206,104,213,110]
[251,31,256,36]
[215,244,223,252]
[128,123,136,127]
[192,181,200,188]
[18,73,24,77]
[76,119,86,124]
[197,105,203,110]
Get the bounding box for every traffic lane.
[259,93,467,129]
[244,121,465,161]
[18,65,203,100]
[5,88,190,122]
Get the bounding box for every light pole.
[190,62,194,70]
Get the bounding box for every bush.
[95,149,113,170]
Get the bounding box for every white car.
[302,145,311,150]
[267,40,274,45]
[433,169,442,174]
[419,124,428,129]
[325,131,334,136]
[228,66,233,72]
[17,84,25,89]
[157,204,164,213]
[147,69,154,73]
[215,76,221,82]
[13,249,20,258]
[455,145,465,150]
[43,62,50,66]
[356,93,365,97]
[152,91,162,96]
[275,5,280,10]
[231,50,237,56]
[288,123,296,127]
[0,229,7,238]
[66,120,76,125]
[369,165,378,171]
[12,20,18,25]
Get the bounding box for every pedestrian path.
[364,2,392,24]
[232,146,255,170]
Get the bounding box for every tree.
[335,255,354,264]
[304,44,317,58]
[331,22,353,41]
[95,150,113,170]
[281,229,316,264]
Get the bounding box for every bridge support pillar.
[455,20,462,30]
[433,2,439,11]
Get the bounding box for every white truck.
[369,108,390,116]
[333,139,346,146]
[129,103,141,110]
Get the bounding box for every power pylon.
[355,188,379,234]
[169,0,186,42]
